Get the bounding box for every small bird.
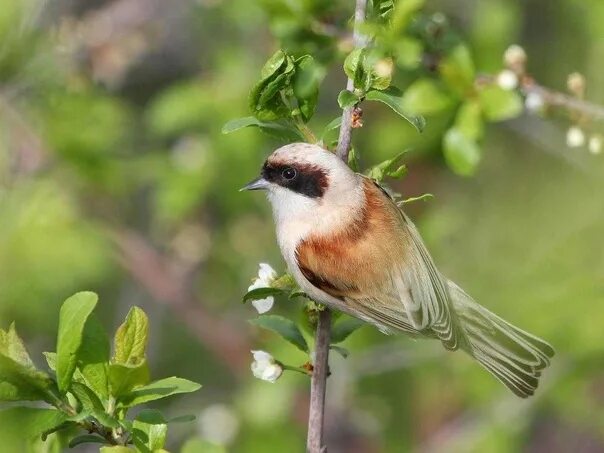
[242,143,554,397]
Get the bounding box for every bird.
[242,142,554,397]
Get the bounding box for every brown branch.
[335,0,368,163]
[109,228,251,375]
[308,1,367,452]
[523,82,604,121]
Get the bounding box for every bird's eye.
[282,167,297,180]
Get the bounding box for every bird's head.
[241,143,362,224]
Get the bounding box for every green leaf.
[109,360,150,398]
[293,55,321,122]
[70,382,119,428]
[344,49,369,90]
[337,90,359,109]
[260,50,287,80]
[443,128,482,176]
[330,345,350,358]
[331,317,367,344]
[394,37,423,69]
[478,86,523,121]
[455,101,484,141]
[366,150,409,181]
[0,407,68,440]
[348,146,360,172]
[242,287,286,304]
[181,438,227,453]
[132,409,168,452]
[365,88,426,132]
[400,79,454,115]
[78,314,110,400]
[400,193,434,204]
[0,326,58,403]
[113,306,149,366]
[439,44,475,96]
[168,414,196,424]
[249,315,309,353]
[222,117,304,141]
[119,376,201,408]
[320,116,342,141]
[69,434,110,448]
[56,291,99,393]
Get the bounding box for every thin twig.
[335,0,368,162]
[307,1,367,452]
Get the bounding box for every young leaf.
[113,306,149,366]
[222,117,304,141]
[132,409,168,452]
[455,100,484,141]
[337,90,360,109]
[242,287,286,304]
[365,88,425,132]
[478,86,523,122]
[0,325,58,403]
[0,407,68,441]
[330,317,367,344]
[69,434,110,448]
[330,345,350,358]
[344,49,369,90]
[293,55,321,122]
[320,116,342,141]
[443,128,482,176]
[366,150,409,181]
[439,44,475,96]
[400,79,454,115]
[78,314,110,400]
[108,360,150,398]
[56,291,99,393]
[259,50,287,80]
[118,376,201,408]
[100,447,134,452]
[249,315,309,353]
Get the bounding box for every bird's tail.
[448,281,555,398]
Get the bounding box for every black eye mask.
[262,162,328,198]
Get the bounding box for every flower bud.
[567,72,586,97]
[248,263,278,314]
[566,126,586,148]
[588,135,602,155]
[496,70,519,91]
[503,45,527,72]
[251,350,283,383]
[525,92,545,113]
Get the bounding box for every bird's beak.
[240,177,270,192]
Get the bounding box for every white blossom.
[567,72,586,96]
[496,70,519,91]
[566,126,586,148]
[525,92,545,113]
[198,404,239,446]
[589,135,602,155]
[248,263,277,314]
[504,44,527,70]
[374,58,394,79]
[251,350,283,383]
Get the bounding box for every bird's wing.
[296,177,464,349]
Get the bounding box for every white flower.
[589,135,602,155]
[251,350,283,383]
[374,58,394,79]
[525,92,545,113]
[504,44,527,70]
[248,263,277,314]
[567,72,586,96]
[198,404,239,446]
[566,126,586,148]
[496,70,519,91]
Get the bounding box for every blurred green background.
[0,0,603,451]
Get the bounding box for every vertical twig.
[307,1,367,452]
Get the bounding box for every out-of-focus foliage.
[0,0,602,451]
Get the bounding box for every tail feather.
[448,281,554,398]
